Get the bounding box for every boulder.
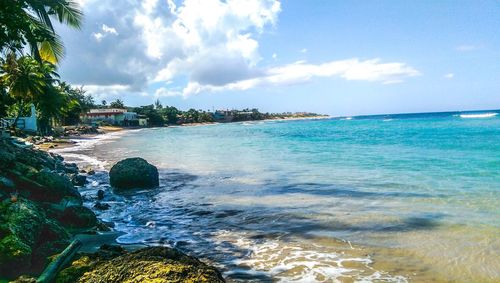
[93,202,110,210]
[57,246,225,283]
[71,174,87,186]
[5,170,80,204]
[109,158,159,190]
[58,206,97,229]
[97,189,105,200]
[0,198,70,279]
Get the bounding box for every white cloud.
[155,87,182,97]
[59,0,419,101]
[444,73,454,79]
[182,58,420,96]
[300,48,308,53]
[102,24,118,35]
[92,32,104,42]
[92,24,118,42]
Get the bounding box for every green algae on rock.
[0,199,70,278]
[0,138,98,280]
[109,157,159,190]
[57,246,225,283]
[57,206,97,229]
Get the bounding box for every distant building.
[213,110,234,122]
[138,115,148,127]
[81,108,140,126]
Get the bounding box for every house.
[213,110,234,122]
[81,108,139,126]
[3,104,38,132]
[138,115,148,127]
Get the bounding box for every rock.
[11,275,37,282]
[81,166,95,175]
[0,149,16,169]
[0,235,32,277]
[16,170,81,202]
[58,206,97,229]
[57,246,225,283]
[97,189,105,200]
[0,176,15,191]
[0,198,70,279]
[109,158,159,190]
[93,202,110,210]
[72,174,87,186]
[64,163,79,174]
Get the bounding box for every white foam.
[459,113,497,119]
[50,131,129,169]
[211,230,407,282]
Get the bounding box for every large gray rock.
[109,158,159,190]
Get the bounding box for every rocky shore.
[0,137,224,282]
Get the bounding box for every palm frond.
[51,0,83,29]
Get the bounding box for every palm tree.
[0,0,83,63]
[0,54,46,128]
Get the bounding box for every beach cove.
[51,111,500,282]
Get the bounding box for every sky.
[56,0,500,116]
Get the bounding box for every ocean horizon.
[53,109,500,282]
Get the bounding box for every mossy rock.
[0,235,32,274]
[58,206,97,229]
[109,158,159,190]
[0,199,70,279]
[0,150,15,170]
[58,246,225,283]
[12,162,39,178]
[55,256,94,283]
[0,177,15,193]
[33,171,80,201]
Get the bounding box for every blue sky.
[58,0,500,116]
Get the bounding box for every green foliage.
[133,105,165,126]
[109,99,124,109]
[0,0,85,131]
[160,106,180,124]
[0,0,83,63]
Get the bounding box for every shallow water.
[54,111,500,282]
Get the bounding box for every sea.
[53,110,500,282]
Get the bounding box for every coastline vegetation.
[0,0,322,135]
[0,1,226,282]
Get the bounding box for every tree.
[109,99,124,109]
[160,106,180,124]
[0,0,83,64]
[154,99,163,110]
[133,105,164,126]
[51,83,95,125]
[0,54,46,128]
[101,100,107,107]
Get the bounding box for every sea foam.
[459,113,497,119]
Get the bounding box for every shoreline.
[0,132,225,281]
[36,115,331,151]
[42,117,500,282]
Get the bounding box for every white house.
[4,104,38,132]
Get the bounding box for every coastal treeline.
[0,0,322,134]
[0,0,93,134]
[130,99,322,126]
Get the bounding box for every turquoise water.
[58,111,500,282]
